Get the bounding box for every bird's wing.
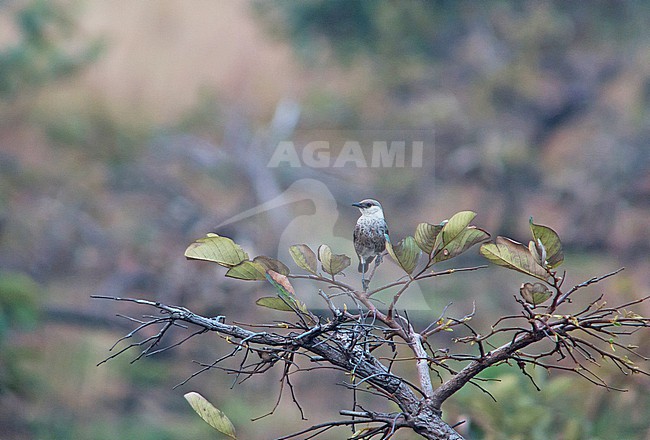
[353,223,362,255]
[376,220,388,252]
[353,223,364,272]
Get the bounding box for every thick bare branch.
[92,295,463,440]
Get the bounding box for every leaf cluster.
[184,212,490,316]
[480,218,564,307]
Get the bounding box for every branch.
[91,295,464,439]
[429,269,649,409]
[555,267,625,308]
[430,327,544,409]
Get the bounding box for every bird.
[352,199,389,290]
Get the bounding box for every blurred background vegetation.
[1,1,649,439]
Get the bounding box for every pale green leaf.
[225,261,266,280]
[318,244,351,275]
[184,392,236,439]
[289,244,318,274]
[434,211,477,252]
[414,222,443,254]
[256,296,295,312]
[519,282,553,306]
[384,239,398,265]
[185,235,248,267]
[480,236,549,281]
[433,226,490,263]
[386,236,421,274]
[529,218,564,268]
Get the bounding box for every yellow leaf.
[185,235,248,267]
[184,392,236,439]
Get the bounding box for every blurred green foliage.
[42,105,147,164]
[0,271,40,335]
[0,0,102,101]
[0,271,41,395]
[256,1,650,65]
[254,0,457,65]
[452,366,650,440]
[30,412,214,440]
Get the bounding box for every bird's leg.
[361,260,369,291]
[365,251,385,288]
[366,260,378,287]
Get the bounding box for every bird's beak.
[351,202,363,208]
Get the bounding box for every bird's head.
[352,199,384,218]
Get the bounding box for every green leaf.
[519,282,553,306]
[185,235,248,267]
[433,226,491,263]
[225,261,266,280]
[385,236,421,274]
[252,256,290,276]
[529,218,564,268]
[184,392,236,439]
[317,244,351,276]
[434,211,477,253]
[414,222,443,254]
[480,236,549,281]
[418,211,488,264]
[256,296,295,312]
[289,244,318,274]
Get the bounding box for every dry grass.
[62,1,303,123]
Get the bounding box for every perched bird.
[352,199,389,290]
